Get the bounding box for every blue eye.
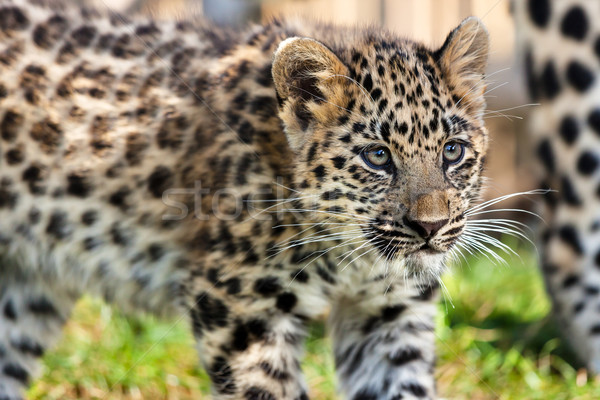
[361,146,391,169]
[442,142,464,164]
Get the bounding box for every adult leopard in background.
[0,0,491,398]
[514,0,600,374]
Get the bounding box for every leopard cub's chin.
[403,251,448,282]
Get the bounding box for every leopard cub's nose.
[404,217,449,239]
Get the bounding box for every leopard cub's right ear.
[272,37,349,151]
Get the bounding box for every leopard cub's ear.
[272,37,349,151]
[435,17,489,116]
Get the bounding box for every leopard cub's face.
[273,18,490,279]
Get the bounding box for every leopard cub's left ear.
[272,37,349,152]
[435,17,490,115]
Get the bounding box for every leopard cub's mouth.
[361,218,466,280]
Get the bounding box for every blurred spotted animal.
[0,0,497,398]
[515,0,600,374]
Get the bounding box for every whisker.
[459,234,507,266]
[338,234,383,270]
[467,208,544,221]
[463,231,520,259]
[277,208,374,222]
[465,189,550,215]
[287,236,366,286]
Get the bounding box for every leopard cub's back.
[0,0,241,313]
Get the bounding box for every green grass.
[29,245,600,399]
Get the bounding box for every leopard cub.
[0,0,490,398]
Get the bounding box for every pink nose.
[404,217,449,238]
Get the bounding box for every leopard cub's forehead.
[339,41,461,153]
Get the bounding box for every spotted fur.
[515,0,600,374]
[0,1,490,398]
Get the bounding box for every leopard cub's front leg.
[330,279,439,400]
[188,265,334,400]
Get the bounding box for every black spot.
[316,265,336,284]
[275,292,297,312]
[28,297,57,315]
[109,223,130,246]
[30,118,63,154]
[247,318,267,338]
[250,96,277,121]
[1,110,23,142]
[398,121,409,135]
[372,88,382,102]
[559,116,578,145]
[108,186,130,210]
[589,109,600,137]
[0,182,17,209]
[147,243,165,261]
[223,278,240,295]
[388,347,422,366]
[380,121,391,142]
[321,189,342,201]
[195,292,229,330]
[253,276,281,296]
[363,74,373,92]
[561,176,582,206]
[244,386,276,400]
[232,322,249,351]
[306,142,318,163]
[312,165,326,180]
[0,6,30,31]
[3,299,16,320]
[208,356,236,394]
[574,302,585,313]
[67,171,93,197]
[352,389,378,400]
[585,285,599,295]
[5,147,23,165]
[558,225,584,255]
[527,0,551,28]
[259,361,289,380]
[382,304,406,321]
[561,6,588,41]
[536,138,555,173]
[81,210,98,226]
[590,325,600,335]
[540,61,561,99]
[83,237,102,251]
[577,151,598,175]
[331,156,346,169]
[401,382,427,397]
[293,103,312,131]
[566,61,595,92]
[10,336,43,357]
[361,315,380,334]
[71,25,97,46]
[147,165,174,198]
[3,363,28,385]
[46,211,72,240]
[352,122,365,133]
[291,269,309,283]
[135,23,161,36]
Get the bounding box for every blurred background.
[32,1,600,399]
